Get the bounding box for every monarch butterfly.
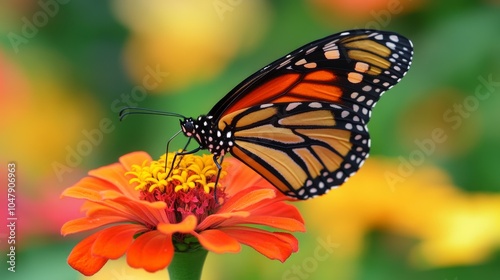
[121,29,413,200]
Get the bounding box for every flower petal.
[67,231,108,276]
[61,177,119,200]
[223,158,275,196]
[273,232,300,253]
[218,187,276,213]
[119,151,152,171]
[61,216,128,236]
[88,162,137,199]
[92,224,148,259]
[222,227,298,262]
[157,215,197,234]
[102,195,167,226]
[218,215,305,232]
[127,230,174,272]
[250,201,304,223]
[193,229,241,253]
[196,211,250,231]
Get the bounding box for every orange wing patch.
[224,74,300,115]
[290,82,342,101]
[304,70,337,82]
[224,70,342,115]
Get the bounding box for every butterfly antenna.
[119,107,186,121]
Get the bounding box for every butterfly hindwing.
[219,101,370,199]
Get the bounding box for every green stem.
[168,249,208,280]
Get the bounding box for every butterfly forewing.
[209,29,413,125]
[219,101,370,199]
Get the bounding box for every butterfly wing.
[207,29,413,199]
[218,101,369,199]
[209,29,413,124]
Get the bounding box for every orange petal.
[218,187,276,213]
[250,201,304,223]
[108,196,167,225]
[75,192,166,226]
[157,215,197,234]
[218,215,305,232]
[61,177,118,199]
[193,229,241,253]
[196,211,249,231]
[127,230,174,272]
[88,162,137,199]
[61,216,128,235]
[67,231,108,276]
[80,193,166,226]
[119,151,152,171]
[223,158,275,196]
[274,232,300,253]
[92,224,147,259]
[61,185,104,202]
[222,227,298,262]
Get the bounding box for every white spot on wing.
[295,58,307,66]
[286,102,301,111]
[309,102,322,108]
[306,46,318,55]
[386,42,396,50]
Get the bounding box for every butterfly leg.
[165,129,184,173]
[165,140,199,178]
[212,154,225,203]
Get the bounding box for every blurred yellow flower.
[413,195,500,267]
[112,0,271,92]
[302,157,500,270]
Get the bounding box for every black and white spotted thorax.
[180,115,235,156]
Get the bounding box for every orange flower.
[61,151,304,276]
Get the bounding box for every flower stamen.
[126,153,227,223]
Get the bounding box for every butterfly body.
[180,115,234,157]
[132,29,413,200]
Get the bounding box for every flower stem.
[168,249,208,280]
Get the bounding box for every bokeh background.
[1,0,500,279]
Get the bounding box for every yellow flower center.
[126,153,228,223]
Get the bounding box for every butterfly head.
[180,117,195,137]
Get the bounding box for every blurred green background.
[1,0,500,279]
